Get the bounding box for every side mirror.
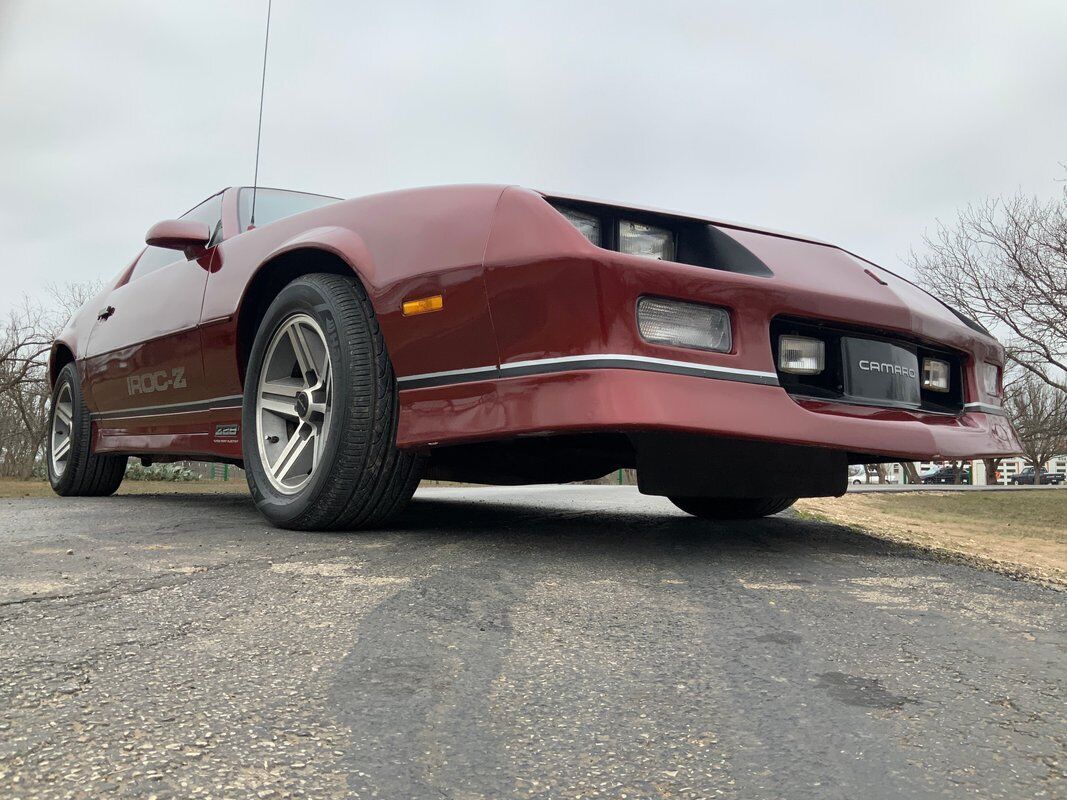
[145,219,212,251]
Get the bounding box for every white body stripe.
[397,353,778,388]
[501,353,778,380]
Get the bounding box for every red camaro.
[48,185,1021,528]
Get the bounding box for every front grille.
[770,317,965,414]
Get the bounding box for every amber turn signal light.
[402,295,443,316]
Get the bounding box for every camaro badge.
[857,360,918,379]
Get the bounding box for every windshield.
[238,187,341,232]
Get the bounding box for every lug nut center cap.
[295,391,311,419]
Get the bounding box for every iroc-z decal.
[127,367,187,396]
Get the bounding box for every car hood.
[540,189,994,354]
[716,225,1000,358]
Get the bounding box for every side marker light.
[402,295,443,316]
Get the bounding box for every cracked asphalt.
[1,485,1064,799]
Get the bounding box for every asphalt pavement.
[1,485,1064,799]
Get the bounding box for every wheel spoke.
[261,395,300,419]
[317,359,331,393]
[268,431,302,477]
[288,325,319,384]
[261,380,301,397]
[271,431,313,484]
[55,404,72,427]
[53,437,70,460]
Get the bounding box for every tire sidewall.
[242,279,360,527]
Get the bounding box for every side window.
[128,193,224,282]
[237,188,339,232]
[129,246,181,281]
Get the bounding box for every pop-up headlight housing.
[619,220,676,261]
[559,208,601,246]
[545,197,775,277]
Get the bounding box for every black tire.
[669,496,797,520]
[242,273,421,530]
[47,363,126,497]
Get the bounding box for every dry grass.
[0,479,249,498]
[796,491,1067,589]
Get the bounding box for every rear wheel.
[669,496,797,520]
[242,273,420,530]
[47,363,126,496]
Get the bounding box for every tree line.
[0,283,98,478]
[912,176,1067,483]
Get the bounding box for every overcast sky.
[1,0,1064,313]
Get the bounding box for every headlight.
[921,358,951,392]
[619,220,675,261]
[778,336,825,374]
[559,208,601,246]
[637,297,731,352]
[982,363,1001,396]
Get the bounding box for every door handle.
[97,305,115,321]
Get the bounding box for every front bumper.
[397,367,1020,460]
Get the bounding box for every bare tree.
[981,458,1002,486]
[911,183,1067,392]
[899,462,921,484]
[0,282,100,478]
[0,299,52,396]
[1003,375,1067,485]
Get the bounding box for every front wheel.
[669,496,797,520]
[47,363,126,496]
[242,273,421,530]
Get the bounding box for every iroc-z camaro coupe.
[48,185,1021,529]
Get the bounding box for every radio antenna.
[250,0,273,227]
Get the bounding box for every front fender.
[261,225,379,287]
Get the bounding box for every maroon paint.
[396,371,1016,461]
[49,184,1020,465]
[144,219,211,250]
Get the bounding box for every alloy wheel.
[50,383,74,477]
[256,313,333,495]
